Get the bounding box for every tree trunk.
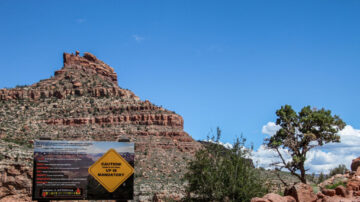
[300,162,307,184]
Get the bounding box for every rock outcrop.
[319,174,349,189]
[0,51,202,201]
[351,157,360,172]
[251,193,296,202]
[252,156,360,202]
[0,52,136,101]
[284,183,317,202]
[62,52,118,84]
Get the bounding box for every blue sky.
[1,1,360,173]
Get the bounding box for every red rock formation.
[0,86,137,101]
[0,52,139,101]
[62,52,118,84]
[42,113,184,127]
[0,51,202,201]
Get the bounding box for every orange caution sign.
[88,149,134,192]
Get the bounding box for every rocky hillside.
[0,51,202,201]
[252,156,360,202]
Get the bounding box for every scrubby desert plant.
[183,128,268,202]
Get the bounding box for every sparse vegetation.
[183,128,268,201]
[15,84,29,88]
[329,164,348,177]
[325,181,347,189]
[318,172,328,184]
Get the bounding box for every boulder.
[357,167,360,176]
[354,190,360,196]
[284,195,296,202]
[251,198,270,202]
[347,179,360,191]
[351,157,360,172]
[319,174,348,189]
[284,183,317,202]
[263,193,288,202]
[321,195,355,202]
[334,185,348,197]
[317,192,325,199]
[250,193,295,202]
[322,188,336,196]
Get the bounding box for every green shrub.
[183,128,268,202]
[329,164,348,177]
[325,181,347,189]
[317,172,328,184]
[311,184,320,193]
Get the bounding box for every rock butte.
[0,52,202,201]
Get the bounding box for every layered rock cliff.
[0,52,202,201]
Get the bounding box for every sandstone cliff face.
[0,52,202,201]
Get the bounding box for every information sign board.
[32,140,134,200]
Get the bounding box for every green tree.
[265,105,345,184]
[307,172,316,183]
[183,128,268,202]
[329,164,348,177]
[318,172,327,184]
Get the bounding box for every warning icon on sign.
[88,148,134,192]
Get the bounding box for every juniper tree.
[265,105,345,184]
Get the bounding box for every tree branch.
[275,168,288,187]
[275,147,302,180]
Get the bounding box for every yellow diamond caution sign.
[88,148,134,192]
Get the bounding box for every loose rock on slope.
[251,156,360,202]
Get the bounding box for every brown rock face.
[0,51,202,201]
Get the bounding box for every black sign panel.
[32,140,134,200]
